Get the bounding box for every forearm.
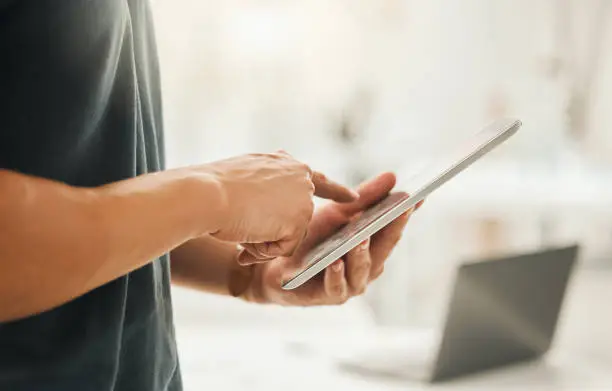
[0,168,222,323]
[170,236,256,300]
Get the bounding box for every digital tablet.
[281,118,522,290]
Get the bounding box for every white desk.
[175,269,612,390]
[176,331,611,391]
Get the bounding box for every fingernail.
[359,239,370,251]
[333,261,343,272]
[350,190,360,199]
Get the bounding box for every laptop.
[338,245,580,382]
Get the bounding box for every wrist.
[190,169,229,237]
[229,261,269,304]
[96,169,226,246]
[176,170,228,237]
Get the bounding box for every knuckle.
[355,286,367,296]
[332,286,345,298]
[360,257,373,269]
[330,284,346,298]
[301,163,313,175]
[305,180,315,193]
[354,262,371,277]
[276,149,291,158]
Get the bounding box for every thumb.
[297,207,353,253]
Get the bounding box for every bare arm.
[0,152,356,322]
[0,168,221,323]
[170,236,255,299]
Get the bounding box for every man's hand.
[205,151,358,261]
[243,172,423,305]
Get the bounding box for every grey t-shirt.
[0,1,182,390]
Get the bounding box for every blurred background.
[152,0,612,389]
